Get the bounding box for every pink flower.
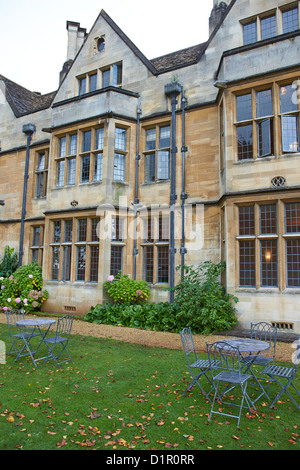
[28,275,33,279]
[15,298,21,304]
[136,290,142,296]
[3,307,8,312]
[1,286,4,290]
[107,275,114,282]
[23,299,28,305]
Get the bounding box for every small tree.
[172,261,238,334]
[0,246,18,278]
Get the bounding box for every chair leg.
[268,375,300,411]
[182,370,212,401]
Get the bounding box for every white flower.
[7,298,11,303]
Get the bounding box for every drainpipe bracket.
[134,248,139,255]
[181,146,188,153]
[169,248,177,255]
[180,193,188,200]
[180,248,187,255]
[136,154,141,161]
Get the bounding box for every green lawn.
[0,324,299,451]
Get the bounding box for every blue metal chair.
[207,341,256,428]
[6,309,40,358]
[244,322,278,367]
[261,341,300,411]
[43,315,74,367]
[180,327,219,402]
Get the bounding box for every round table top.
[215,338,270,353]
[16,318,56,327]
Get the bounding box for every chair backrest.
[251,322,277,357]
[180,328,197,364]
[55,315,74,339]
[6,309,25,331]
[207,341,242,378]
[292,340,300,372]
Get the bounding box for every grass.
[0,323,299,451]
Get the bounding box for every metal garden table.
[216,338,270,402]
[16,318,56,367]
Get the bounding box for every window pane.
[89,245,99,282]
[59,137,66,158]
[112,64,122,86]
[33,227,40,246]
[89,74,97,92]
[146,128,156,151]
[52,246,60,280]
[76,246,86,281]
[159,217,169,241]
[143,217,154,242]
[63,246,72,281]
[91,218,100,242]
[36,173,44,197]
[239,206,255,235]
[112,217,124,242]
[236,94,252,121]
[69,134,77,155]
[261,240,278,287]
[145,153,155,182]
[261,15,276,40]
[102,69,110,87]
[257,119,273,157]
[281,115,299,153]
[53,221,61,243]
[280,84,298,113]
[282,7,298,34]
[110,246,123,277]
[32,249,39,264]
[37,153,45,171]
[82,131,91,153]
[159,126,170,148]
[237,125,253,160]
[285,203,300,233]
[78,219,87,242]
[64,220,73,243]
[239,240,256,287]
[115,128,127,151]
[114,153,126,181]
[67,158,76,185]
[243,20,257,45]
[57,160,65,187]
[286,239,300,287]
[260,204,277,234]
[94,153,103,181]
[143,246,154,283]
[81,155,90,183]
[256,89,273,118]
[95,128,104,150]
[79,77,86,95]
[157,150,170,180]
[157,246,169,283]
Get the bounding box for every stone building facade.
[1,0,300,333]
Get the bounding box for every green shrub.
[103,272,150,305]
[0,262,48,314]
[172,261,238,334]
[0,246,18,278]
[84,301,182,333]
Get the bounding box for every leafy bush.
[103,273,150,305]
[172,261,238,334]
[84,301,182,333]
[0,262,48,313]
[0,246,18,278]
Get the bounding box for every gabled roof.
[151,43,207,73]
[0,75,56,117]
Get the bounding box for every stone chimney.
[209,0,229,35]
[59,21,87,85]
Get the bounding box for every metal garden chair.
[6,309,40,358]
[43,315,74,367]
[180,327,219,401]
[207,341,256,428]
[245,322,278,367]
[261,341,300,411]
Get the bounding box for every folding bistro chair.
[261,341,300,410]
[246,322,278,367]
[180,327,218,401]
[207,341,256,428]
[6,309,40,358]
[43,315,74,367]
